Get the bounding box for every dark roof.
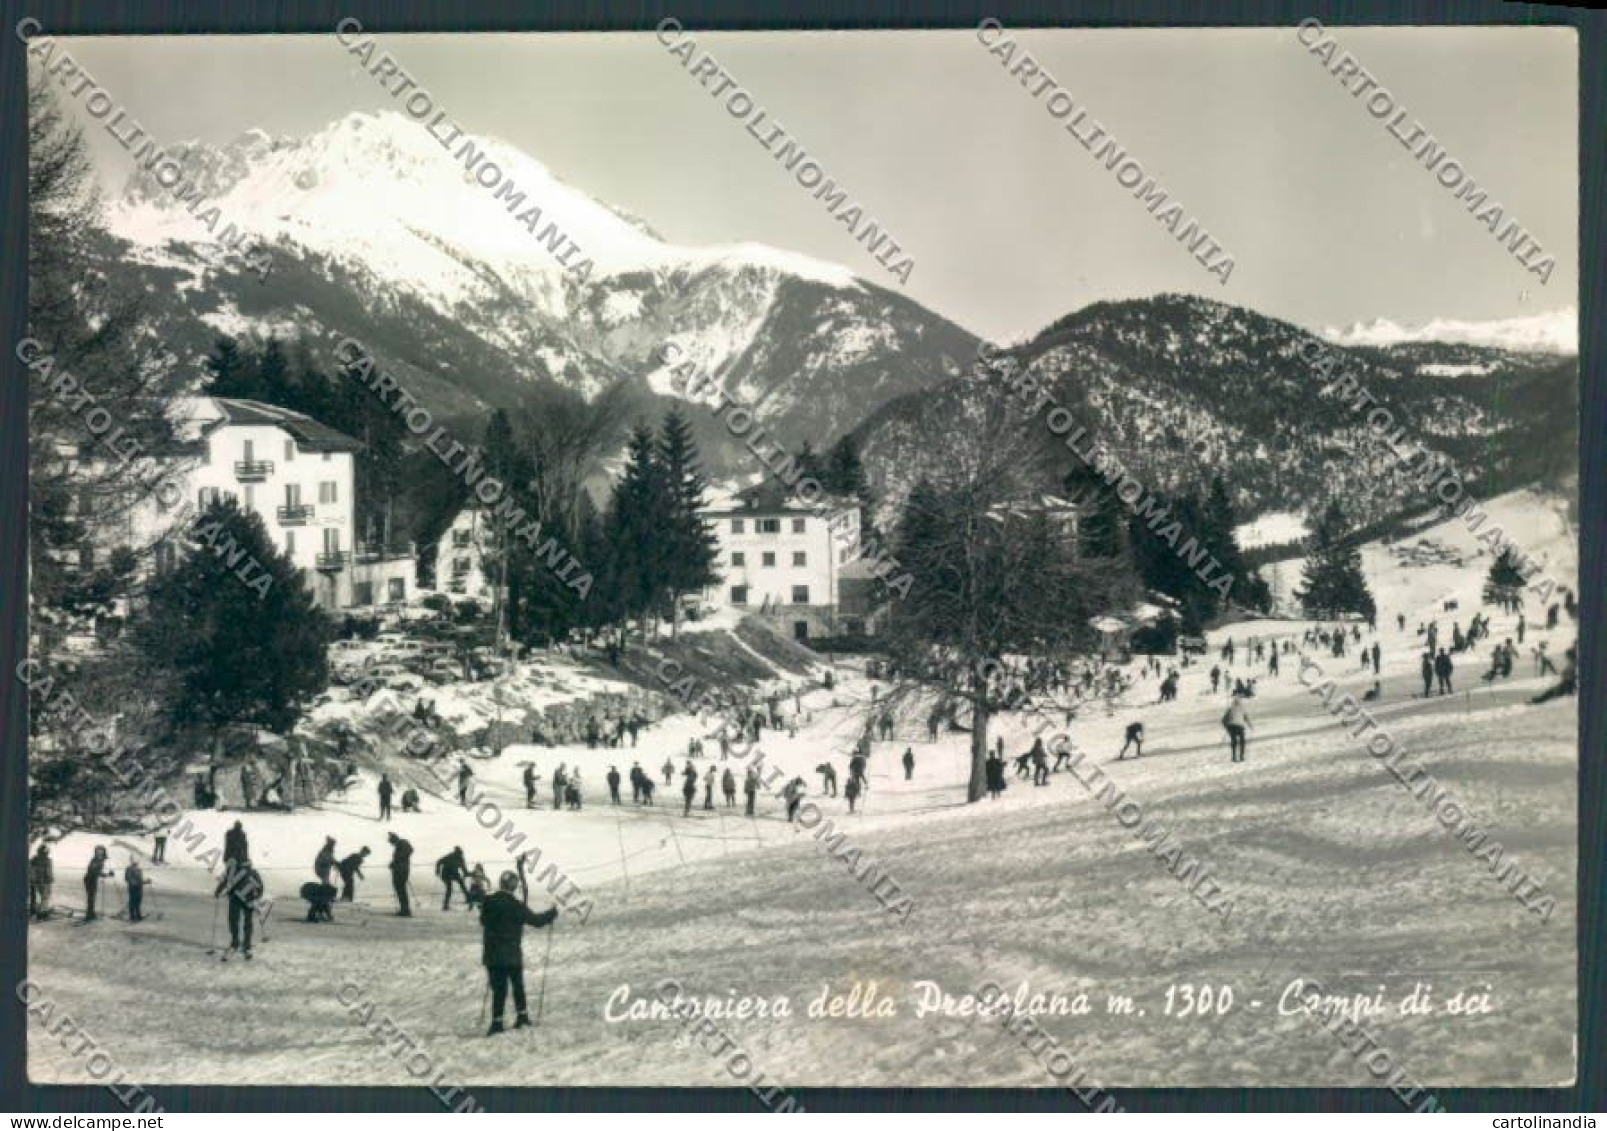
[208,398,363,454]
[705,479,855,516]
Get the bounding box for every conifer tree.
[134,498,331,737]
[1296,498,1376,621]
[604,423,670,639]
[1487,547,1526,592]
[656,409,720,635]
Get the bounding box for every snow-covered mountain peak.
[1322,308,1577,355]
[106,109,864,304]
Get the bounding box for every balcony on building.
[315,550,350,572]
[277,503,315,526]
[354,541,415,565]
[234,459,274,482]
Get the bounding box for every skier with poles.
[214,857,265,958]
[337,846,370,903]
[29,844,53,920]
[83,847,112,920]
[436,845,470,910]
[479,858,558,1036]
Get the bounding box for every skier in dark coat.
[845,774,862,813]
[479,870,558,1035]
[300,881,337,922]
[817,762,838,797]
[722,767,737,807]
[83,847,112,920]
[214,858,264,955]
[457,761,474,807]
[1434,649,1454,695]
[337,847,369,902]
[784,778,806,823]
[901,747,915,781]
[377,774,394,821]
[1370,642,1381,675]
[744,767,759,816]
[1031,739,1050,786]
[523,764,538,808]
[223,820,248,866]
[985,752,1006,799]
[124,859,149,922]
[681,764,699,817]
[1420,652,1434,697]
[315,836,337,885]
[30,845,53,920]
[662,758,675,787]
[436,846,469,910]
[466,865,489,910]
[606,767,622,805]
[1118,722,1144,759]
[388,833,413,916]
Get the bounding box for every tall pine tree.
[134,499,331,737]
[604,424,671,640]
[657,409,720,636]
[1297,499,1376,622]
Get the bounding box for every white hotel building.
[701,481,861,640]
[126,398,413,610]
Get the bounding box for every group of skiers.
[29,842,159,925]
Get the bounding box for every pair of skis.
[208,902,274,961]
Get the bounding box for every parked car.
[331,639,370,655]
[424,659,461,685]
[1178,635,1208,656]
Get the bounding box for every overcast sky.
[57,27,1577,343]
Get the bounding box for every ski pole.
[534,924,555,1025]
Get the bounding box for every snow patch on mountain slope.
[1236,511,1309,549]
[1324,308,1576,355]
